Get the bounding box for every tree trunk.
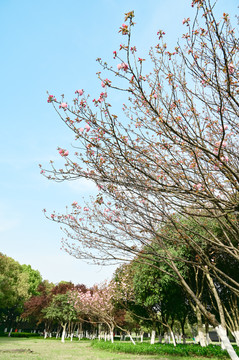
[196,305,206,347]
[78,322,82,340]
[205,322,211,345]
[150,330,156,344]
[98,324,101,341]
[171,330,176,346]
[110,330,114,343]
[61,323,67,343]
[128,333,136,345]
[215,325,239,360]
[233,331,239,347]
[164,332,169,344]
[183,334,186,344]
[140,331,144,343]
[205,269,227,350]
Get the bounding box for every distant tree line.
[1,249,239,351]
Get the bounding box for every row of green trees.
[0,253,42,334]
[2,244,238,350]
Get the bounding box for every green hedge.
[91,341,239,358]
[0,332,41,338]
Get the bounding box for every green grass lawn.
[0,338,229,360]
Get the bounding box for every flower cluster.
[47,95,56,103]
[59,148,69,157]
[59,102,68,110]
[117,63,129,71]
[119,23,129,35]
[75,89,84,96]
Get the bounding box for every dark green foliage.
[91,341,239,358]
[0,331,41,338]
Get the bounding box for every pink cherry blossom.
[228,63,234,74]
[220,125,228,131]
[75,89,84,96]
[194,183,202,190]
[121,63,129,71]
[79,128,84,132]
[59,148,69,157]
[47,95,55,103]
[85,124,90,132]
[117,63,129,71]
[59,102,68,110]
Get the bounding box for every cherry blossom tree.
[71,282,136,344]
[43,1,239,358]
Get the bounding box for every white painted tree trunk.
[171,331,176,346]
[61,324,66,343]
[44,331,48,339]
[178,334,182,344]
[233,331,239,347]
[110,331,114,343]
[8,328,12,337]
[198,329,206,347]
[195,304,206,347]
[104,332,107,341]
[140,332,144,343]
[70,333,74,341]
[158,334,162,343]
[164,332,169,344]
[98,324,101,341]
[219,326,227,350]
[206,332,211,345]
[215,325,239,360]
[129,333,136,345]
[150,330,156,344]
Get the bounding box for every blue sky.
[0,0,238,286]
